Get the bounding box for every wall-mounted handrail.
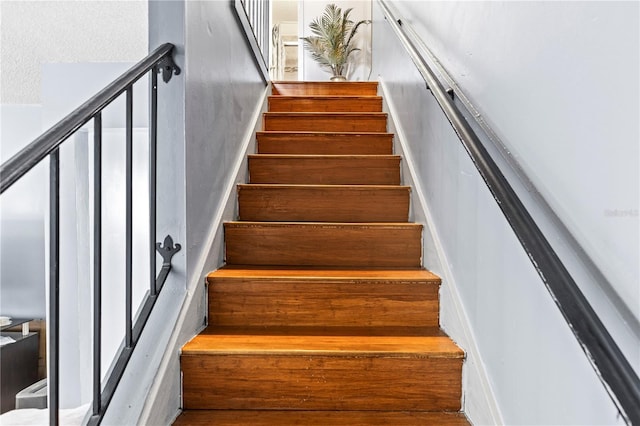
[0,42,181,426]
[376,1,640,424]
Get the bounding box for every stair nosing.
[268,95,383,99]
[238,183,410,190]
[224,221,421,227]
[257,131,393,135]
[265,112,387,116]
[182,332,463,359]
[248,154,400,159]
[207,266,440,284]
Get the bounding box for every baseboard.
[137,85,270,425]
[379,77,503,425]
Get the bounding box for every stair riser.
[256,133,393,155]
[175,410,469,425]
[263,114,387,132]
[249,156,401,185]
[224,223,422,267]
[208,280,439,327]
[268,97,383,112]
[272,82,378,96]
[182,355,462,411]
[238,186,410,222]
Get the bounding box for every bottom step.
[174,410,469,425]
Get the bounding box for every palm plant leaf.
[301,3,370,78]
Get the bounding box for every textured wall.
[0,0,147,104]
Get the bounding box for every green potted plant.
[301,3,371,81]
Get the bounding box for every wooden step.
[224,222,422,267]
[181,327,463,411]
[174,410,470,425]
[248,155,401,185]
[238,184,410,222]
[256,132,393,155]
[268,96,383,112]
[272,81,378,96]
[263,112,387,132]
[207,267,440,327]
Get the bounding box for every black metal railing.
[0,43,181,426]
[376,1,640,424]
[233,0,270,83]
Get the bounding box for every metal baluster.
[92,113,102,416]
[125,87,133,348]
[49,149,60,426]
[150,70,158,295]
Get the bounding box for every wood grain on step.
[237,184,410,222]
[208,266,441,281]
[173,410,470,425]
[268,96,383,112]
[224,222,422,267]
[263,112,387,132]
[182,354,462,410]
[248,155,401,185]
[272,81,378,96]
[182,327,464,357]
[208,277,438,327]
[256,131,393,155]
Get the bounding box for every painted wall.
[300,0,372,81]
[372,1,638,424]
[0,105,46,319]
[104,1,267,424]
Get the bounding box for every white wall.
[301,0,372,81]
[372,1,638,424]
[389,0,639,329]
[0,105,46,319]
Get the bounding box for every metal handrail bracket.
[376,0,640,423]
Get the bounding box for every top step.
[272,81,378,96]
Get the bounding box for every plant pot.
[330,75,348,82]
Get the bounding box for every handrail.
[376,1,640,424]
[0,43,181,425]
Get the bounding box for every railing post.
[125,87,133,349]
[150,69,158,297]
[49,149,60,426]
[92,113,102,417]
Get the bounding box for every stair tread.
[225,221,420,227]
[208,265,440,282]
[182,326,463,358]
[269,95,383,100]
[174,410,470,425]
[249,154,400,159]
[265,112,387,116]
[238,183,410,190]
[257,131,394,136]
[272,81,378,96]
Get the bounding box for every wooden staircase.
[174,82,468,425]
